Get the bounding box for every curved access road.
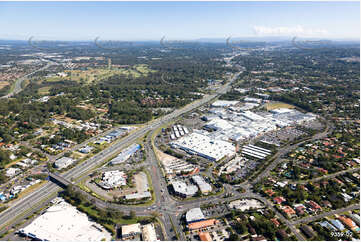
[1,59,55,99]
[0,70,242,234]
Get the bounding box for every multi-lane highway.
[0,70,242,234]
[1,61,354,241]
[0,125,128,192]
[1,59,56,99]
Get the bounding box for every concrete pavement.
[1,63,353,242]
[0,70,241,235]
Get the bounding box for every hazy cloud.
[253,25,328,37]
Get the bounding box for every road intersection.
[0,66,356,241]
[0,70,240,235]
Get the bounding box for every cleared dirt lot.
[265,102,295,111]
[0,80,10,90]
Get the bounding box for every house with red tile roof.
[317,168,328,174]
[299,185,308,191]
[321,200,332,208]
[281,206,296,218]
[265,189,275,197]
[320,180,329,187]
[294,204,306,216]
[323,141,330,146]
[339,216,359,231]
[273,196,286,205]
[270,218,280,227]
[307,200,322,211]
[333,178,344,185]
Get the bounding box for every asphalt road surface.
[0,71,241,234]
[1,66,354,242]
[291,204,360,225]
[1,59,56,99]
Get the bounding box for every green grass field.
[38,86,52,95]
[41,64,156,85]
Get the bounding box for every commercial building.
[271,109,317,125]
[160,152,198,177]
[270,108,293,115]
[170,125,188,139]
[192,175,212,194]
[78,146,94,154]
[19,198,111,241]
[241,111,265,122]
[211,100,239,107]
[141,224,158,241]
[54,157,75,169]
[171,132,235,161]
[109,143,141,165]
[228,199,264,211]
[218,156,247,175]
[188,219,219,231]
[241,145,271,160]
[201,114,219,121]
[121,223,141,240]
[244,97,262,103]
[5,167,20,177]
[198,103,317,143]
[204,118,234,131]
[108,129,126,139]
[199,232,212,241]
[125,192,152,200]
[186,208,205,224]
[99,170,127,190]
[171,180,198,198]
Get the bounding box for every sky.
[0,1,359,41]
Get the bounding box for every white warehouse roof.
[122,223,141,237]
[192,175,212,194]
[211,100,239,107]
[270,108,293,114]
[171,132,235,161]
[240,111,265,122]
[205,117,234,130]
[54,157,75,169]
[141,224,158,241]
[171,180,198,197]
[186,208,205,223]
[21,198,111,241]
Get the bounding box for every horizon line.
[0,36,360,42]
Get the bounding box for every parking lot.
[259,127,307,147]
[299,119,324,130]
[200,202,230,218]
